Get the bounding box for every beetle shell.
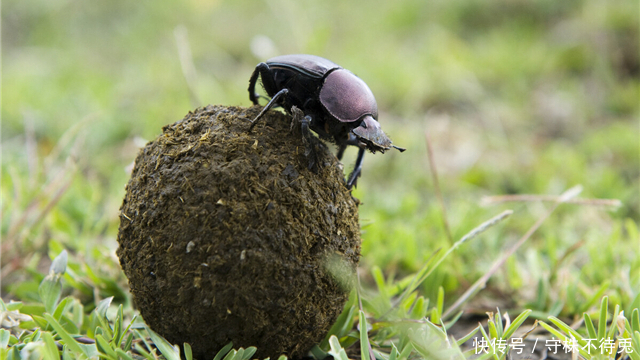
[320,69,378,123]
[267,54,340,78]
[267,55,378,124]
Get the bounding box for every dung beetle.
[247,54,405,189]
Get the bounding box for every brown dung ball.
[117,105,361,359]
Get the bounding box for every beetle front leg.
[248,88,289,132]
[346,147,365,189]
[336,132,362,160]
[291,106,320,173]
[337,133,364,188]
[248,62,272,105]
[336,144,347,160]
[299,115,314,157]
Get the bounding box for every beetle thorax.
[319,69,378,123]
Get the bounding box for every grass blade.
[478,325,497,360]
[222,349,237,360]
[546,317,587,346]
[123,332,134,352]
[597,296,608,341]
[0,329,10,349]
[43,313,88,359]
[321,294,356,348]
[456,325,481,347]
[146,327,180,360]
[607,305,620,340]
[134,342,155,360]
[395,249,440,311]
[235,348,245,360]
[52,297,72,323]
[578,282,610,314]
[115,348,135,360]
[213,342,234,360]
[96,334,118,360]
[241,347,257,360]
[410,296,428,320]
[431,286,444,324]
[495,309,504,338]
[502,309,531,340]
[184,343,193,360]
[112,305,124,346]
[359,310,371,360]
[41,331,60,360]
[388,343,399,360]
[632,308,640,333]
[584,313,597,339]
[328,335,349,360]
[39,251,68,314]
[398,342,413,360]
[95,297,113,319]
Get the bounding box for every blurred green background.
[2,0,639,317]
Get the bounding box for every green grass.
[2,0,638,358]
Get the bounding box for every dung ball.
[116,105,361,359]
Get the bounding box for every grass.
[2,0,638,358]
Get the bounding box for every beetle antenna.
[392,145,406,152]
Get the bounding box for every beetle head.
[352,116,405,153]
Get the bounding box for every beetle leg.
[248,88,289,132]
[346,147,365,189]
[299,114,313,156]
[337,132,361,159]
[248,62,271,105]
[337,133,365,187]
[336,144,347,160]
[297,112,320,173]
[291,106,319,172]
